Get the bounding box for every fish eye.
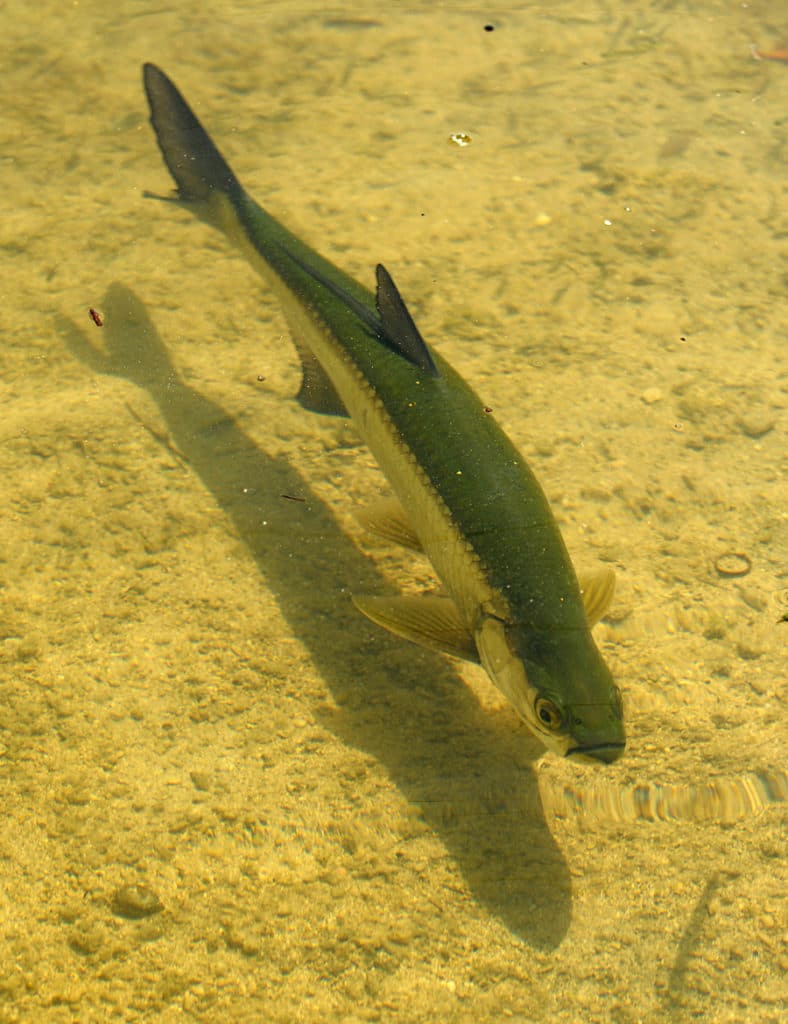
[535,697,563,730]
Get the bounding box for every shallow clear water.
[1,2,785,1021]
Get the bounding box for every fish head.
[475,613,625,763]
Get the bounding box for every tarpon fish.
[142,63,625,763]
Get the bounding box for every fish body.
[142,63,625,762]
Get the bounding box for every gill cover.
[474,614,572,756]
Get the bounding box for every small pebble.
[641,387,663,405]
[736,412,774,439]
[736,639,764,661]
[111,884,163,920]
[190,770,212,792]
[714,552,751,578]
[703,612,727,640]
[738,587,766,612]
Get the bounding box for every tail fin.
[142,63,242,204]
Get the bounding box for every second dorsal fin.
[375,265,439,377]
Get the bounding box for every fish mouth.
[567,742,625,765]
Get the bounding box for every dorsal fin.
[375,265,439,377]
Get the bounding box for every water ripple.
[539,768,787,826]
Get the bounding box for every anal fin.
[292,337,348,416]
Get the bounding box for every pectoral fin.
[578,568,616,626]
[356,497,423,552]
[352,594,479,662]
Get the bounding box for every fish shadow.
[59,282,571,947]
